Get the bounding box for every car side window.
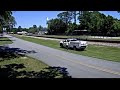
[63,40,66,42]
[66,40,69,42]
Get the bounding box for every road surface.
[6,35,120,78]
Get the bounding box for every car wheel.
[73,46,77,51]
[80,48,85,51]
[60,43,63,48]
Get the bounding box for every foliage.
[65,23,78,35]
[17,26,22,32]
[77,11,120,36]
[57,11,73,25]
[0,11,12,33]
[0,11,17,33]
[47,18,67,34]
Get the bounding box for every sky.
[12,11,120,29]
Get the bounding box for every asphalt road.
[6,35,120,78]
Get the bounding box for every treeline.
[47,11,120,36]
[10,25,47,34]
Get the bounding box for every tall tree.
[33,25,38,33]
[47,18,67,34]
[77,11,84,24]
[17,26,22,32]
[70,11,77,24]
[5,16,17,32]
[0,11,12,33]
[33,25,37,28]
[78,11,91,30]
[57,11,73,25]
[0,11,12,25]
[38,25,43,31]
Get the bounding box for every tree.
[33,25,37,28]
[70,11,77,24]
[65,23,78,35]
[17,26,22,32]
[76,11,120,36]
[0,11,12,25]
[33,25,38,33]
[0,11,12,33]
[38,25,43,31]
[5,16,17,32]
[57,11,73,25]
[28,25,38,34]
[78,11,91,30]
[117,11,120,13]
[89,11,105,35]
[22,28,29,32]
[111,19,120,36]
[11,28,18,34]
[47,18,67,34]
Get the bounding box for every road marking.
[54,54,120,76]
[14,36,120,76]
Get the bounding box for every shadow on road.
[0,46,37,61]
[0,64,72,78]
[0,39,13,41]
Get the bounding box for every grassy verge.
[0,56,48,72]
[12,34,120,62]
[0,37,13,45]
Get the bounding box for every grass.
[0,37,13,45]
[0,56,48,72]
[12,34,120,62]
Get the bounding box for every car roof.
[67,38,77,40]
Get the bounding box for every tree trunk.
[74,11,76,24]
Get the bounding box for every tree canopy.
[0,11,17,33]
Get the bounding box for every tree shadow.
[0,40,12,41]
[0,46,37,61]
[0,64,72,78]
[0,64,25,78]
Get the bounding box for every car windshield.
[70,40,77,41]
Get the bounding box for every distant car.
[26,33,33,36]
[17,31,28,35]
[0,33,3,37]
[60,38,88,51]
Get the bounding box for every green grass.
[12,34,120,62]
[0,56,48,72]
[0,37,13,45]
